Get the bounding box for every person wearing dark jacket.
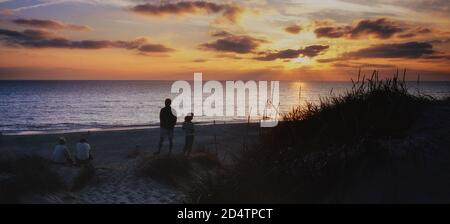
[155,98,177,155]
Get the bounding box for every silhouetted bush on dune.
[0,155,64,203]
[137,155,192,186]
[137,151,226,203]
[191,70,449,203]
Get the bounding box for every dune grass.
[137,154,192,186]
[0,155,64,203]
[136,151,225,199]
[190,70,443,203]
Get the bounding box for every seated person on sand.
[52,137,74,165]
[76,138,92,165]
[182,113,195,156]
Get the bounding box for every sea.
[1,80,449,135]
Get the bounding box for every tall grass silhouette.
[0,155,64,203]
[190,70,444,203]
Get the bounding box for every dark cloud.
[200,33,267,54]
[12,18,91,32]
[317,41,445,62]
[350,18,404,39]
[0,28,174,53]
[314,18,411,39]
[254,45,329,61]
[345,42,434,58]
[315,26,351,38]
[254,49,300,61]
[130,1,243,23]
[138,43,174,52]
[397,33,416,38]
[284,24,302,34]
[0,28,56,45]
[300,45,330,57]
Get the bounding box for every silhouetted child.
[182,113,195,156]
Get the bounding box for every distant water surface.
[0,81,449,134]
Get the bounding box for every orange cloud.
[284,24,302,34]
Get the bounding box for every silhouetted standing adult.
[155,98,177,155]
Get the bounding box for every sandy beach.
[0,122,260,204]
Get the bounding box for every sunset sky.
[0,0,450,80]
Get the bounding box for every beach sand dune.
[0,122,260,204]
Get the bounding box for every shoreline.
[1,119,261,136]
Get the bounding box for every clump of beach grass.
[137,154,192,186]
[136,149,226,199]
[187,170,237,203]
[0,155,64,203]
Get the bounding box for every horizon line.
[1,79,450,82]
